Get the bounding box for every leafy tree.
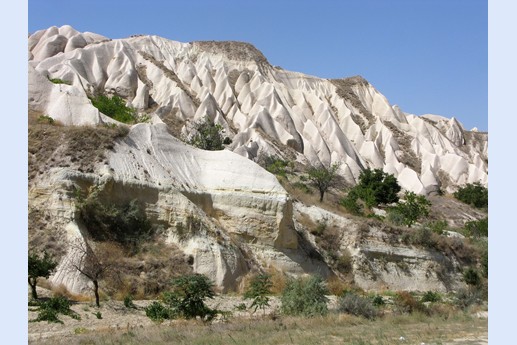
[28,251,57,300]
[341,168,400,214]
[187,117,230,151]
[281,276,329,317]
[90,94,136,124]
[356,168,401,207]
[393,191,431,227]
[454,182,488,209]
[163,274,216,320]
[307,162,341,202]
[244,274,272,315]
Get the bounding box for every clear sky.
[28,0,487,131]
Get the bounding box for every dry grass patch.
[32,312,487,345]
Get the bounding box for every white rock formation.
[28,26,487,293]
[28,26,487,195]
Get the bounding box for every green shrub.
[453,182,488,209]
[340,192,363,216]
[464,217,488,238]
[244,274,272,314]
[371,295,385,306]
[392,191,431,227]
[124,294,137,309]
[263,156,292,178]
[186,117,227,151]
[293,181,312,194]
[463,268,481,286]
[29,296,80,324]
[355,168,401,207]
[77,195,154,252]
[164,274,217,320]
[94,311,102,319]
[338,293,379,319]
[281,276,329,317]
[420,291,441,303]
[37,115,55,125]
[423,220,448,235]
[145,301,174,322]
[91,94,136,123]
[48,77,71,85]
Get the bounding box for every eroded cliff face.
[28,26,486,294]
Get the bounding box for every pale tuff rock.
[28,25,487,194]
[28,26,486,293]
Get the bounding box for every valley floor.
[28,296,487,345]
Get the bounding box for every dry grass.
[28,119,129,183]
[32,312,487,345]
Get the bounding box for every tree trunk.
[319,189,324,202]
[28,277,38,300]
[93,280,100,307]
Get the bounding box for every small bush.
[48,77,71,85]
[244,274,272,314]
[424,220,448,235]
[145,301,174,322]
[463,268,481,286]
[371,295,385,306]
[346,169,401,209]
[464,217,488,238]
[281,276,329,317]
[124,294,137,309]
[262,156,292,178]
[454,182,488,209]
[393,191,431,227]
[164,274,216,320]
[37,115,56,125]
[91,94,136,124]
[420,291,441,303]
[94,311,102,319]
[338,293,379,319]
[186,117,228,151]
[29,296,81,324]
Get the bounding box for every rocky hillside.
[28,26,487,295]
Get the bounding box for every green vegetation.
[281,276,329,317]
[463,268,481,286]
[307,163,340,202]
[453,182,488,209]
[47,77,71,85]
[244,274,272,314]
[166,274,217,320]
[341,168,400,214]
[464,217,488,238]
[90,94,136,123]
[37,115,56,125]
[28,251,57,300]
[391,191,431,227]
[263,156,293,178]
[187,117,230,151]
[76,191,154,252]
[124,294,137,309]
[145,301,174,322]
[29,296,80,324]
[145,274,218,322]
[420,291,441,303]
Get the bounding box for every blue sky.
[28,0,487,130]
